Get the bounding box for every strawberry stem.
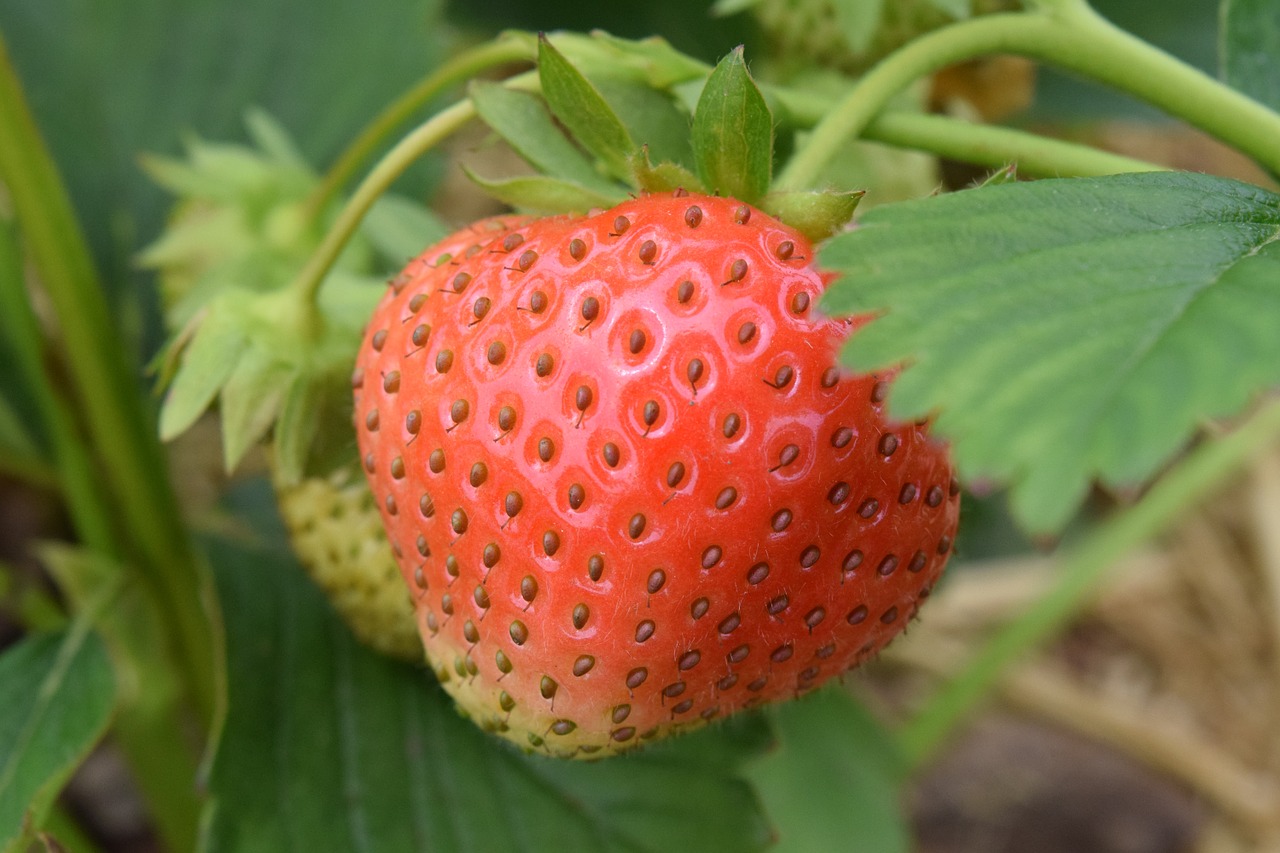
[899,396,1280,769]
[864,113,1167,178]
[769,85,1167,177]
[305,37,534,222]
[778,6,1280,191]
[291,71,540,309]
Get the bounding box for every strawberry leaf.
[463,168,625,213]
[747,688,909,853]
[203,534,773,853]
[537,35,636,183]
[0,630,115,849]
[820,172,1280,534]
[469,83,621,195]
[692,47,773,204]
[1221,0,1280,113]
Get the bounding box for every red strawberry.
[354,192,959,757]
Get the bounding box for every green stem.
[0,33,216,722]
[864,113,1167,177]
[899,397,1280,769]
[290,70,538,307]
[306,38,533,220]
[0,218,120,556]
[42,803,105,853]
[0,560,67,632]
[766,83,1167,177]
[779,95,1165,178]
[291,98,476,307]
[0,445,59,493]
[779,8,1280,190]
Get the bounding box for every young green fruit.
[354,192,959,757]
[272,462,423,661]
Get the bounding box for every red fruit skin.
[354,193,959,757]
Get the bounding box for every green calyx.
[464,33,861,239]
[145,111,449,481]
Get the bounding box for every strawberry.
[272,461,423,660]
[354,191,959,757]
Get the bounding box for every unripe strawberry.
[354,192,959,757]
[272,462,423,660]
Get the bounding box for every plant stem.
[764,84,1167,177]
[898,397,1280,768]
[779,8,1280,190]
[0,448,58,492]
[306,38,533,220]
[0,219,120,556]
[865,113,1167,178]
[290,71,538,307]
[0,33,217,722]
[42,803,105,853]
[291,99,475,307]
[0,560,67,632]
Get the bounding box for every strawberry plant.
[1,0,1279,850]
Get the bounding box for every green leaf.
[219,345,291,472]
[537,35,636,182]
[519,32,708,91]
[1220,0,1280,113]
[158,304,249,441]
[820,172,1280,533]
[747,688,910,853]
[691,47,773,204]
[0,630,115,851]
[243,107,309,172]
[272,375,321,485]
[760,189,863,241]
[203,535,773,853]
[710,0,764,15]
[463,168,625,213]
[0,391,40,467]
[832,0,887,54]
[469,83,619,194]
[593,77,696,171]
